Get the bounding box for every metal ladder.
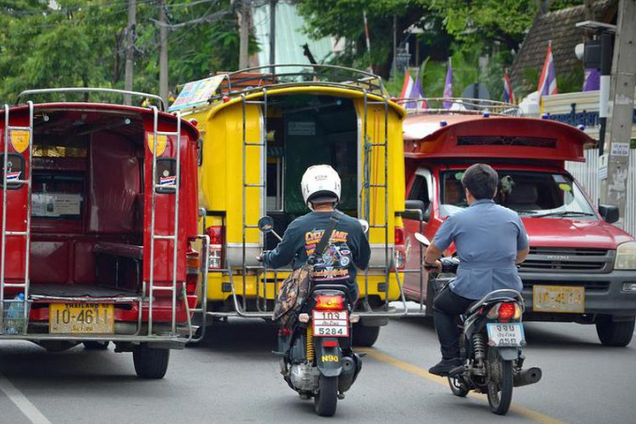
[239,90,269,314]
[360,91,392,311]
[0,102,34,334]
[147,106,182,335]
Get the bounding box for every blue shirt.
[433,199,529,300]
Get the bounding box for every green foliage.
[0,0,248,103]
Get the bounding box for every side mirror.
[358,219,369,234]
[599,204,619,224]
[414,232,431,247]
[258,216,282,241]
[258,216,274,233]
[404,199,429,221]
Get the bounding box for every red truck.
[402,112,636,347]
[0,88,208,378]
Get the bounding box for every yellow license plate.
[49,303,115,334]
[533,285,585,313]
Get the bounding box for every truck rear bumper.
[521,270,636,320]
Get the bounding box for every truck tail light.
[206,226,224,269]
[315,294,344,310]
[394,226,406,270]
[186,241,200,294]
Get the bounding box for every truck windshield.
[440,170,597,219]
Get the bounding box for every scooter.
[258,216,364,417]
[415,233,542,415]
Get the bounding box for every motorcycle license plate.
[486,323,525,347]
[49,303,115,334]
[312,310,349,337]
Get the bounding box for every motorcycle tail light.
[498,302,522,322]
[298,313,310,323]
[323,340,338,347]
[315,295,344,310]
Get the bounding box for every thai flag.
[537,42,558,98]
[503,72,514,103]
[400,71,414,101]
[6,171,20,182]
[160,175,177,186]
[443,59,453,109]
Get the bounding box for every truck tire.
[352,324,380,347]
[596,317,635,347]
[133,344,170,379]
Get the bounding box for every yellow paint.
[360,348,571,424]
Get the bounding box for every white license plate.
[487,323,525,347]
[312,310,349,338]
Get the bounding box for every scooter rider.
[424,163,530,376]
[261,164,371,303]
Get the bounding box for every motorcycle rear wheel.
[314,376,338,417]
[486,348,513,415]
[448,376,469,397]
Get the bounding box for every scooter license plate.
[486,323,525,347]
[312,310,349,337]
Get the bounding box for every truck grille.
[519,247,614,274]
[522,280,610,292]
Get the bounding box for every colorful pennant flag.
[537,41,558,99]
[443,58,453,109]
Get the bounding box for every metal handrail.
[397,97,520,116]
[209,64,386,100]
[17,88,166,111]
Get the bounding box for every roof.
[252,2,334,69]
[510,0,617,92]
[403,115,594,162]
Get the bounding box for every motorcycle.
[415,233,542,415]
[258,216,364,417]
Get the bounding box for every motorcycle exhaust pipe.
[514,367,542,387]
[338,356,357,393]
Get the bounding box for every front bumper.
[520,270,636,320]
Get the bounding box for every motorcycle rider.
[261,164,371,304]
[424,163,530,376]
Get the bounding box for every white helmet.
[301,165,341,210]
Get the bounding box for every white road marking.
[0,372,52,424]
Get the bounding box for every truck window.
[440,170,596,219]
[408,174,432,220]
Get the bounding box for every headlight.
[615,242,636,270]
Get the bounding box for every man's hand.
[424,260,442,273]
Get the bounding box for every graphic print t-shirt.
[264,211,371,291]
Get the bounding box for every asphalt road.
[0,317,635,424]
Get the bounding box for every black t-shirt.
[263,211,371,294]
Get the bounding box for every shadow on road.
[191,318,279,357]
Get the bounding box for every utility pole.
[159,0,169,105]
[239,0,250,69]
[600,0,636,228]
[124,0,136,105]
[269,0,277,74]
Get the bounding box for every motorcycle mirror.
[358,219,369,234]
[257,216,274,234]
[414,232,431,247]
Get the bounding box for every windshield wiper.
[529,211,596,218]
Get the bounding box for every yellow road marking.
[359,348,570,424]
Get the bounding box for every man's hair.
[461,163,499,200]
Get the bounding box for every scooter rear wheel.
[314,375,338,417]
[486,348,513,415]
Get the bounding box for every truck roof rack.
[16,88,166,111]
[209,64,387,100]
[397,97,520,116]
